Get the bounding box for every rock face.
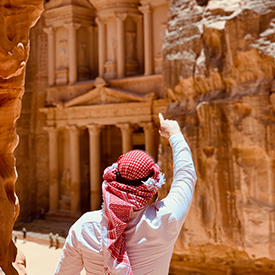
[0,1,43,273]
[161,0,275,273]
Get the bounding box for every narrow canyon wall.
[160,0,275,274]
[0,1,43,274]
[15,16,49,222]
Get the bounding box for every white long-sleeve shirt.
[54,133,197,275]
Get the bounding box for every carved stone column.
[44,126,59,212]
[116,123,133,154]
[65,23,81,84]
[43,27,55,86]
[139,5,153,75]
[96,17,106,78]
[116,13,127,78]
[67,126,81,213]
[87,125,102,210]
[141,122,156,158]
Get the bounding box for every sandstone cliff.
[161,0,275,274]
[0,1,43,273]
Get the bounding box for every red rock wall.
[161,0,275,274]
[15,16,49,222]
[0,1,43,273]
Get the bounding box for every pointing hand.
[158,113,181,138]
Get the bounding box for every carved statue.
[78,43,88,66]
[110,38,117,61]
[58,39,68,69]
[126,32,136,61]
[61,169,71,195]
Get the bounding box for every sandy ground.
[16,239,86,275]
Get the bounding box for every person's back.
[124,204,181,274]
[54,114,197,275]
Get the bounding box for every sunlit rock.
[0,1,43,273]
[161,0,275,273]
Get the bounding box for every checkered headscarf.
[101,150,165,275]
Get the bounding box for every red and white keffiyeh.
[101,150,165,275]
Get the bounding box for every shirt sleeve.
[162,133,197,228]
[54,225,84,275]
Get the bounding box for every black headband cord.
[115,171,154,187]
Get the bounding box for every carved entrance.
[41,78,167,218]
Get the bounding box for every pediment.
[45,0,93,10]
[64,78,145,107]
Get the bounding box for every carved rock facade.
[15,0,169,221]
[161,0,275,274]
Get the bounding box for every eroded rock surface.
[0,1,43,274]
[161,0,275,274]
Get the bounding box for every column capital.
[138,4,152,14]
[43,26,54,35]
[64,22,81,31]
[66,125,80,134]
[87,124,103,135]
[44,126,58,134]
[115,12,127,21]
[95,17,106,26]
[140,122,155,132]
[116,123,133,133]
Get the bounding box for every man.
[54,113,197,275]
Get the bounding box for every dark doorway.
[196,0,208,6]
[100,125,122,177]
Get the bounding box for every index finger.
[158,113,165,125]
